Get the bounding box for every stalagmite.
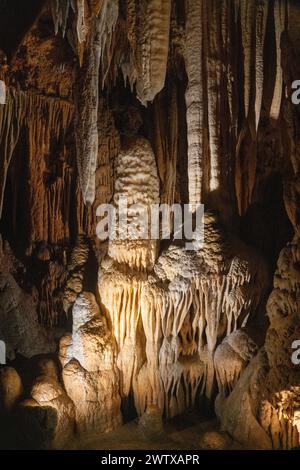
[28,360,76,449]
[255,0,268,131]
[60,292,122,435]
[185,0,204,209]
[108,136,160,271]
[214,330,258,395]
[270,0,286,121]
[240,0,254,119]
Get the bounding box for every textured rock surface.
[60,292,122,436]
[28,367,76,449]
[0,0,300,451]
[107,136,160,271]
[99,211,268,417]
[0,238,55,358]
[0,367,23,412]
[138,404,164,441]
[199,430,232,450]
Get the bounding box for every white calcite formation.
[108,136,160,271]
[240,0,255,120]
[270,0,286,121]
[217,90,300,449]
[133,0,172,105]
[205,0,222,192]
[185,0,204,208]
[255,0,268,131]
[99,212,268,417]
[63,236,90,313]
[75,3,118,205]
[60,292,122,436]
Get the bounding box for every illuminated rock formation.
[185,0,204,208]
[0,0,300,451]
[60,292,122,436]
[28,359,76,449]
[99,212,268,417]
[107,136,160,271]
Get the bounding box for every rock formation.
[0,0,299,451]
[60,292,122,436]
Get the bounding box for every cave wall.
[0,0,299,449]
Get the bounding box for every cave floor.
[76,413,244,451]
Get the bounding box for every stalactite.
[76,0,87,44]
[185,0,204,209]
[270,0,285,121]
[51,0,71,37]
[75,20,101,207]
[255,0,268,131]
[126,0,137,63]
[205,0,222,192]
[151,81,178,208]
[75,1,118,206]
[135,0,172,105]
[240,0,254,119]
[98,0,119,86]
[222,0,235,137]
[26,93,74,243]
[0,89,26,218]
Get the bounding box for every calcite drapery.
[0,89,26,218]
[99,212,268,417]
[216,16,300,447]
[0,88,75,243]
